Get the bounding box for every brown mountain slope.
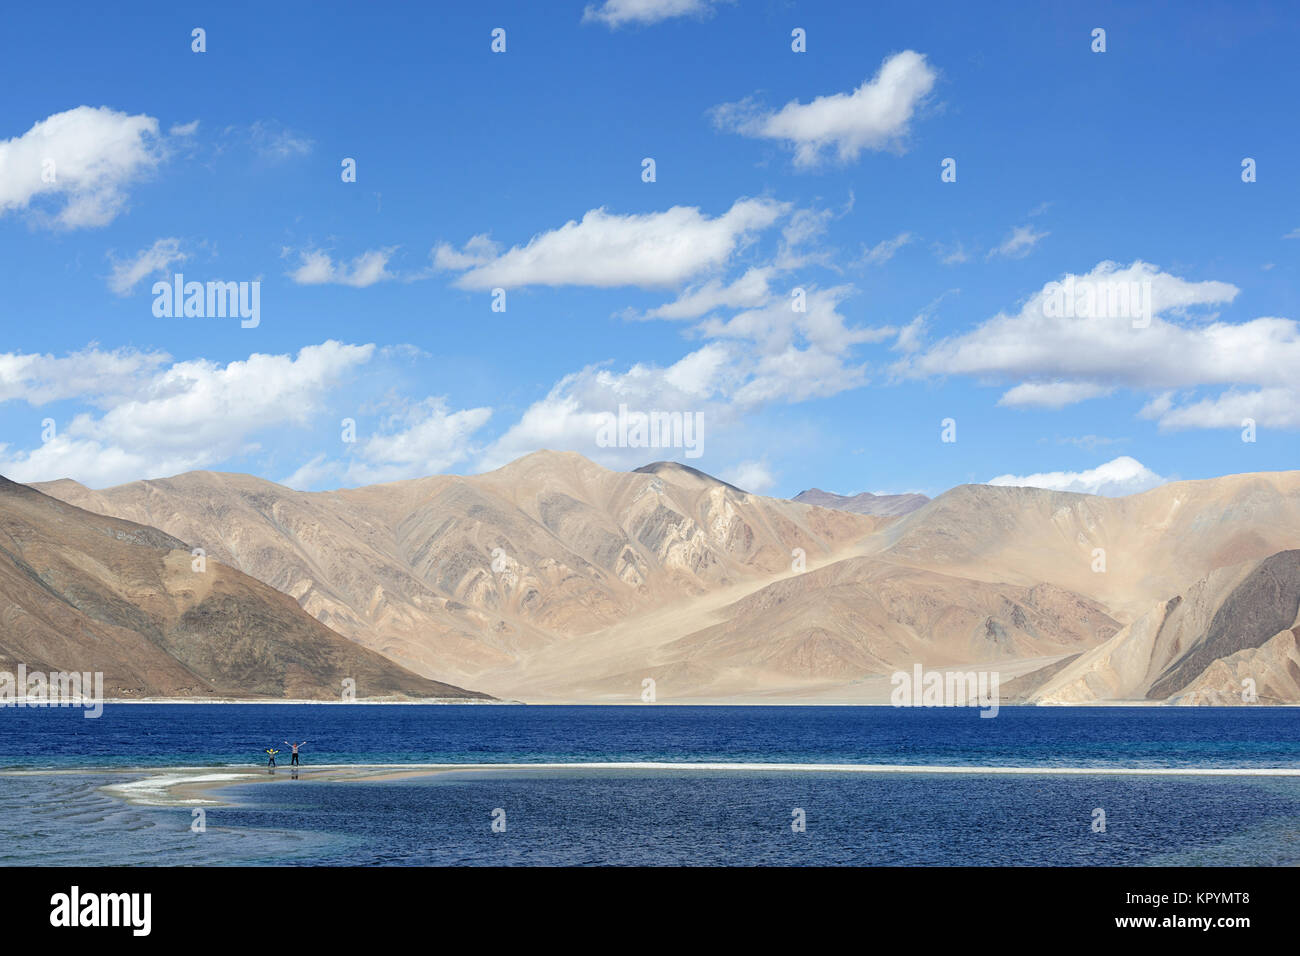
[875,471,1300,618]
[0,477,486,700]
[35,451,885,688]
[1025,550,1300,704]
[468,554,1119,701]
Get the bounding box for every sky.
[0,0,1297,499]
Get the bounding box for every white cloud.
[0,106,166,228]
[903,262,1269,419]
[697,285,893,405]
[638,267,772,320]
[0,342,374,486]
[107,238,187,295]
[712,51,936,167]
[478,279,893,471]
[903,260,1300,429]
[0,346,170,406]
[987,224,1048,260]
[281,453,333,491]
[998,381,1112,409]
[1150,387,1300,430]
[431,234,501,270]
[988,456,1166,497]
[722,460,775,494]
[893,315,927,353]
[437,198,785,290]
[862,231,913,265]
[288,248,396,287]
[582,0,726,28]
[346,398,492,485]
[477,346,740,472]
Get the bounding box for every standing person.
[264,747,280,768]
[283,740,307,767]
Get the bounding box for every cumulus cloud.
[712,51,936,167]
[0,346,171,406]
[988,456,1166,497]
[582,0,728,28]
[900,260,1297,427]
[478,279,893,471]
[436,198,785,290]
[0,342,374,486]
[107,238,187,294]
[697,285,894,404]
[0,106,166,228]
[345,398,492,485]
[288,248,396,287]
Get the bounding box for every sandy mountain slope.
[0,477,485,700]
[36,452,884,688]
[876,472,1300,619]
[1026,550,1300,704]
[470,553,1120,701]
[792,488,930,517]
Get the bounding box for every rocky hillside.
[1024,550,1300,704]
[0,477,487,700]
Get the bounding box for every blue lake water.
[2,704,1298,865]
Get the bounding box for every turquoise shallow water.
[3,705,1298,865]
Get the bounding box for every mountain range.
[13,452,1300,704]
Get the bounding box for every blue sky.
[1,0,1296,498]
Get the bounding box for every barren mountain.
[37,452,885,688]
[475,554,1120,701]
[0,477,485,700]
[1025,550,1300,704]
[34,457,1300,704]
[876,472,1300,618]
[792,488,930,517]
